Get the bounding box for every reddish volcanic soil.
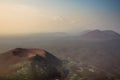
[0,48,48,76]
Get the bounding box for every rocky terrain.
[0,30,120,80]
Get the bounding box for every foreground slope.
[0,48,68,80]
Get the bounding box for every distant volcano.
[0,48,68,80]
[80,30,120,41]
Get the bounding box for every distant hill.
[80,30,120,41]
[0,48,68,80]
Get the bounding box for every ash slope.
[0,48,68,80]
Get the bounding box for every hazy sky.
[0,0,120,35]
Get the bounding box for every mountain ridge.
[79,30,120,41]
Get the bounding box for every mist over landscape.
[0,0,120,80]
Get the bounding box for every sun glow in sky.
[0,0,120,35]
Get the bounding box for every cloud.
[0,2,60,35]
[0,1,82,35]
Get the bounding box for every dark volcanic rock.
[0,48,68,80]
